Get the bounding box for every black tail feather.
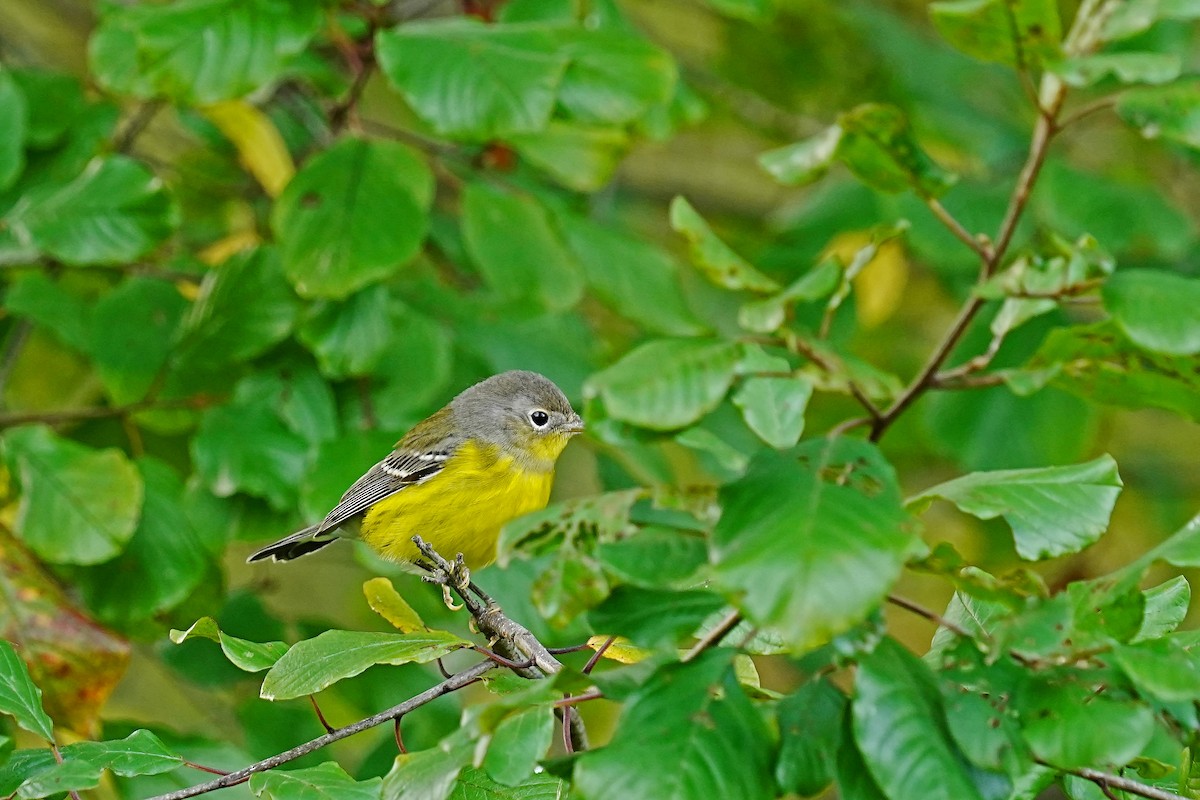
[247,524,340,563]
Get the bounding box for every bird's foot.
[441,585,463,612]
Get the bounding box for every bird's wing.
[318,408,461,532]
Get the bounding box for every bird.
[247,370,584,570]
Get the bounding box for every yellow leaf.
[363,577,425,633]
[202,100,295,198]
[587,635,649,664]
[824,231,910,329]
[198,230,259,266]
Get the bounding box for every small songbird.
[248,370,584,569]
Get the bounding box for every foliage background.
[1,0,1200,799]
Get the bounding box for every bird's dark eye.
[529,410,550,428]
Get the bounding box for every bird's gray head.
[451,371,584,468]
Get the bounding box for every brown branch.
[924,197,992,260]
[885,594,975,640]
[0,396,215,430]
[113,100,164,154]
[413,536,563,677]
[683,609,743,662]
[1067,767,1185,800]
[869,77,1069,443]
[145,660,496,800]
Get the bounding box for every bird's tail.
[246,524,339,563]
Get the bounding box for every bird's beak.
[563,414,585,436]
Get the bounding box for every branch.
[146,659,497,800]
[0,396,216,430]
[683,609,743,662]
[113,100,164,154]
[924,197,992,260]
[1068,767,1186,800]
[412,536,563,677]
[885,594,975,640]
[868,77,1069,442]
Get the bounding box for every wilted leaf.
[0,531,129,736]
[363,577,425,634]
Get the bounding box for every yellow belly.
[358,441,554,568]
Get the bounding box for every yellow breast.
[358,440,554,568]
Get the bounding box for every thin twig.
[1068,767,1184,800]
[146,660,496,800]
[0,396,215,430]
[113,100,164,154]
[1058,96,1118,129]
[683,609,743,662]
[582,636,615,675]
[308,696,335,734]
[885,594,975,640]
[925,197,992,260]
[181,761,230,777]
[0,319,31,408]
[555,689,604,708]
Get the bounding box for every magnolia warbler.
[247,370,583,569]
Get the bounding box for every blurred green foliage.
[0,0,1199,798]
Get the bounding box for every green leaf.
[260,630,469,700]
[1134,576,1190,642]
[509,122,628,192]
[300,429,400,522]
[461,182,584,313]
[12,759,100,799]
[1053,53,1180,87]
[0,641,54,741]
[587,586,726,649]
[77,458,209,623]
[574,651,773,800]
[855,639,984,800]
[191,397,309,510]
[88,279,187,404]
[376,19,568,138]
[737,260,841,333]
[1111,638,1200,702]
[776,679,846,797]
[585,338,739,430]
[449,768,566,800]
[909,455,1123,561]
[169,617,289,672]
[482,706,555,787]
[367,305,454,428]
[930,0,1062,67]
[174,247,300,367]
[89,0,322,104]
[3,273,92,352]
[10,70,84,149]
[835,104,957,197]
[249,762,382,800]
[1103,0,1200,40]
[1103,269,1200,356]
[1117,79,1200,150]
[271,138,433,299]
[597,527,708,588]
[1017,681,1154,769]
[732,375,813,449]
[64,729,182,777]
[1027,321,1200,421]
[0,68,27,191]
[669,196,779,292]
[298,285,394,378]
[712,440,917,650]
[703,0,775,19]
[758,126,842,186]
[381,731,473,800]
[1,156,175,266]
[531,547,610,627]
[557,211,705,336]
[555,29,676,125]
[3,425,143,565]
[499,490,642,563]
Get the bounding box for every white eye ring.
[529,409,550,429]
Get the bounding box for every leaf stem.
[1067,766,1186,800]
[683,609,743,662]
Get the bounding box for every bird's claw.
[441,585,463,612]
